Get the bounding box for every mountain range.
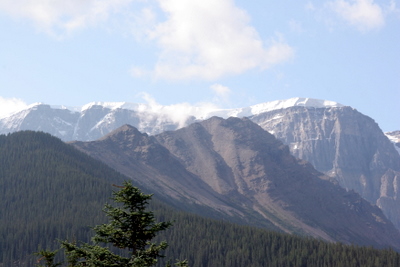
[1,97,399,231]
[0,98,347,141]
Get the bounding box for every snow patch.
[385,131,400,155]
[249,97,343,114]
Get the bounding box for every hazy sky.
[0,0,399,131]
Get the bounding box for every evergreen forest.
[1,131,400,267]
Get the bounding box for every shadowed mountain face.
[250,106,400,230]
[72,117,400,250]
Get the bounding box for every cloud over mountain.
[0,97,28,118]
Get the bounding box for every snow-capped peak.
[0,96,350,141]
[204,97,344,118]
[0,97,346,139]
[3,97,345,123]
[251,97,343,113]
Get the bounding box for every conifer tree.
[36,181,187,267]
[35,249,61,267]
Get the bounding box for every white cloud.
[0,97,28,118]
[0,0,132,37]
[210,83,232,104]
[137,93,218,127]
[327,0,385,31]
[1,0,293,80]
[210,84,231,98]
[141,0,294,81]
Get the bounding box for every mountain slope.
[72,118,400,249]
[71,124,279,229]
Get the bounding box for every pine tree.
[35,249,62,267]
[36,181,187,267]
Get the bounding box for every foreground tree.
[36,181,187,267]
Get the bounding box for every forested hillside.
[0,131,127,266]
[1,131,400,267]
[156,208,400,267]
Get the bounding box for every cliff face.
[72,118,400,249]
[250,106,400,229]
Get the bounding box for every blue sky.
[0,0,399,131]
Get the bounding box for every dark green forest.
[156,207,400,267]
[1,131,400,267]
[0,131,126,266]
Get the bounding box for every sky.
[0,0,399,132]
